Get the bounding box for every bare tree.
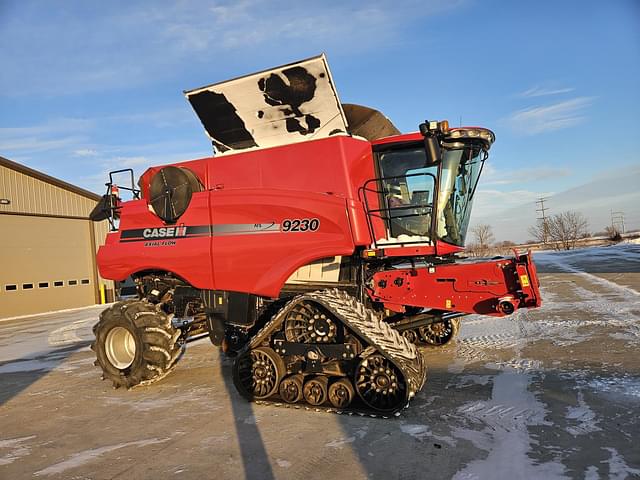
[469,224,495,256]
[493,240,517,256]
[604,225,622,242]
[530,211,588,250]
[471,224,495,247]
[528,220,550,245]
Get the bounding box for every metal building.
[0,156,115,318]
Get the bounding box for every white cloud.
[74,148,98,157]
[104,108,193,128]
[505,97,594,135]
[519,86,574,98]
[0,136,87,153]
[79,149,210,194]
[481,163,571,186]
[470,164,640,241]
[0,118,93,155]
[0,0,469,96]
[0,109,200,160]
[162,0,467,52]
[113,156,152,167]
[472,187,553,219]
[0,118,92,138]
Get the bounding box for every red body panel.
[98,192,215,289]
[98,136,382,296]
[211,189,354,297]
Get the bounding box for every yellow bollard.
[100,284,106,304]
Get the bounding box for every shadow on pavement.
[0,341,92,406]
[331,355,494,479]
[218,355,275,480]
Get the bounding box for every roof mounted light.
[444,128,495,149]
[419,119,450,136]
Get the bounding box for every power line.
[611,210,626,233]
[535,197,550,243]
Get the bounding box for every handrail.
[358,172,436,248]
[103,169,141,231]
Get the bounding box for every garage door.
[0,215,96,318]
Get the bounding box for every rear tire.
[92,300,183,389]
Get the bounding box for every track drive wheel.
[92,300,183,389]
[233,347,285,401]
[355,353,406,413]
[418,318,461,346]
[284,301,341,344]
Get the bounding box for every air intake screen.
[149,167,202,223]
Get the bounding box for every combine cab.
[90,55,541,416]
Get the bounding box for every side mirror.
[423,135,441,166]
[419,120,445,166]
[89,193,120,221]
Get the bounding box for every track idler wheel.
[328,378,355,409]
[233,347,284,400]
[303,376,328,406]
[355,354,405,413]
[279,374,304,404]
[418,318,460,346]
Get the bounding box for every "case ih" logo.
[142,227,187,239]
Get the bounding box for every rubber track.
[241,288,427,415]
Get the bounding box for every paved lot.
[1,245,639,479]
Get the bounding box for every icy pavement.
[1,244,639,479]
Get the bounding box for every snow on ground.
[444,243,640,478]
[33,438,170,476]
[452,369,568,480]
[534,243,640,274]
[1,244,639,479]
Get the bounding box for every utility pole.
[611,210,626,234]
[535,197,550,244]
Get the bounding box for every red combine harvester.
[90,55,541,415]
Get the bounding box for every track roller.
[303,376,328,406]
[402,329,418,344]
[328,378,355,408]
[279,374,304,404]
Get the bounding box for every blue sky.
[1,0,639,241]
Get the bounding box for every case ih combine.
[90,55,541,416]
